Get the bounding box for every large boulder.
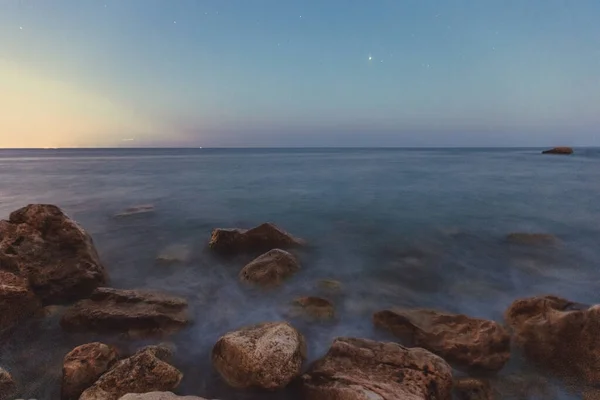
[302,337,453,400]
[212,321,306,390]
[0,204,107,304]
[542,147,573,155]
[0,270,41,333]
[505,295,600,384]
[80,345,182,400]
[119,393,209,400]
[62,342,120,400]
[61,288,189,337]
[239,249,300,287]
[373,308,510,372]
[453,378,493,400]
[0,367,16,400]
[209,223,304,255]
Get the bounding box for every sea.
[1,147,600,399]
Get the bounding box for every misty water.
[1,148,600,399]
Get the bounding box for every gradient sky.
[1,0,599,148]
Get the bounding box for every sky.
[1,0,599,148]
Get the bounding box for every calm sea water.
[1,148,600,399]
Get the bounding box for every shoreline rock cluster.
[0,204,596,399]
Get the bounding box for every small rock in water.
[0,204,107,305]
[0,367,16,400]
[0,270,42,334]
[114,204,155,218]
[505,295,600,385]
[317,279,342,293]
[287,296,335,321]
[119,393,211,400]
[80,345,182,400]
[373,308,510,372]
[454,378,493,400]
[209,223,305,255]
[212,321,306,390]
[542,147,573,155]
[239,249,300,287]
[156,244,191,265]
[62,342,120,400]
[506,233,558,246]
[302,337,453,400]
[60,287,190,337]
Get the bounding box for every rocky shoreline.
[0,204,597,399]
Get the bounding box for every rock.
[80,345,182,400]
[317,279,342,293]
[302,337,453,400]
[119,393,210,400]
[505,295,600,384]
[0,204,107,304]
[506,233,558,246]
[0,367,16,400]
[156,244,191,265]
[288,296,335,321]
[542,147,573,155]
[61,287,189,337]
[212,321,306,390]
[373,308,510,372]
[239,249,300,287]
[62,342,120,400]
[114,204,155,218]
[209,223,304,255]
[0,270,42,333]
[453,378,493,400]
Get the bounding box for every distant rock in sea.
[209,223,305,255]
[114,204,155,218]
[542,147,573,155]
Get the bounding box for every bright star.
[368,55,372,61]
[19,26,23,30]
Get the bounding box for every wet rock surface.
[209,223,305,255]
[61,287,189,337]
[287,296,335,321]
[212,321,306,390]
[505,295,600,385]
[119,393,210,400]
[79,345,182,400]
[0,270,41,333]
[0,367,16,400]
[0,204,107,305]
[373,308,510,372]
[302,337,453,400]
[62,342,120,400]
[239,249,300,287]
[453,378,493,400]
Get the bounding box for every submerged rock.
[317,279,342,293]
[212,321,306,390]
[239,249,300,287]
[61,287,189,337]
[287,296,335,321]
[119,393,210,400]
[453,378,493,400]
[114,204,156,218]
[506,233,558,246]
[302,337,453,400]
[156,244,191,265]
[0,204,108,305]
[80,345,182,400]
[373,308,510,372]
[505,295,600,385]
[0,270,41,333]
[62,342,120,400]
[542,147,573,155]
[0,367,16,400]
[209,223,305,255]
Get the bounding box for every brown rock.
[302,337,453,400]
[0,270,41,333]
[505,295,600,385]
[373,308,510,372]
[212,321,306,390]
[239,249,300,287]
[80,345,182,400]
[0,204,107,304]
[62,342,120,400]
[119,393,210,400]
[506,233,558,246]
[542,147,573,155]
[453,378,493,400]
[209,223,304,255]
[0,367,16,400]
[61,287,189,337]
[288,296,335,321]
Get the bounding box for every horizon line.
[0,145,587,150]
